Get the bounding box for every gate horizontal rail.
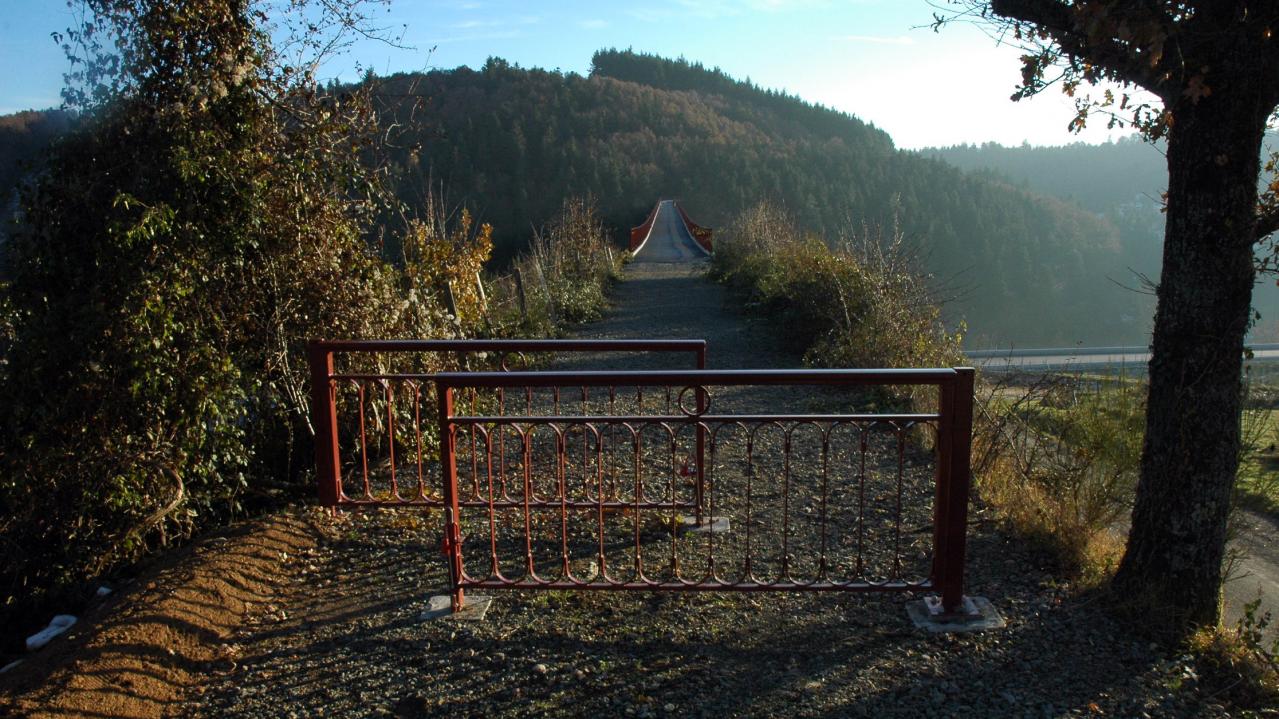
[435,367,975,615]
[308,339,707,510]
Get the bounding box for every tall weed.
[496,196,620,336]
[973,373,1142,580]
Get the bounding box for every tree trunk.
[1112,86,1269,634]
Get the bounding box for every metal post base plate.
[420,594,492,621]
[678,515,731,534]
[906,595,1005,633]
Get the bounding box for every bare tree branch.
[1256,206,1279,243]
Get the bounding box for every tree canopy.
[0,0,487,636]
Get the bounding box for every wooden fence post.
[533,260,557,324]
[474,272,487,309]
[513,268,528,321]
[444,281,460,325]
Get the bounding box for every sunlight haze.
[0,0,1149,148]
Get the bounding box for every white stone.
[26,615,77,651]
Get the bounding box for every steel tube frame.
[437,367,977,614]
[306,339,707,512]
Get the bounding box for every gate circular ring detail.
[676,385,710,417]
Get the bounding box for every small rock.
[664,703,676,712]
[533,663,548,675]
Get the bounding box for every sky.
[0,0,1150,149]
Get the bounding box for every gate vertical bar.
[695,342,707,522]
[438,383,466,611]
[931,376,953,603]
[935,367,976,613]
[308,342,342,510]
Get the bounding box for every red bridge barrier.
[674,201,713,254]
[629,202,660,253]
[307,339,706,511]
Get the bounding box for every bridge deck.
[633,200,709,263]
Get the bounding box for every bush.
[0,0,485,635]
[710,201,962,406]
[971,374,1142,580]
[496,196,620,336]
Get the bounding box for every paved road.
[1228,509,1279,638]
[970,344,1279,372]
[632,200,710,263]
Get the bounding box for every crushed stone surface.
[0,258,1251,718]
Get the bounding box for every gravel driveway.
[183,258,1243,718]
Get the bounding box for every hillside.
[372,51,1143,346]
[921,137,1279,341]
[0,52,1153,346]
[0,109,74,248]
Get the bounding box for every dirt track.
[0,242,1267,718]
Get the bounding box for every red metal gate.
[307,339,706,510]
[433,367,975,615]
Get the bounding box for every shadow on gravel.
[186,517,1215,719]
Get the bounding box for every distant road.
[632,200,710,263]
[968,343,1279,371]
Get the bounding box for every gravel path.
[180,255,1246,718]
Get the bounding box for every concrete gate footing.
[906,595,1005,633]
[678,514,731,534]
[420,594,492,621]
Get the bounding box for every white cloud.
[450,16,539,30]
[631,0,811,22]
[578,19,609,30]
[837,34,914,45]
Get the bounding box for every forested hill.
[0,110,75,245]
[922,137,1167,215]
[373,50,1143,346]
[1,52,1152,345]
[0,110,74,194]
[920,137,1279,340]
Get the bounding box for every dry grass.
[976,450,1125,585]
[1187,609,1279,711]
[492,196,621,337]
[970,374,1139,583]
